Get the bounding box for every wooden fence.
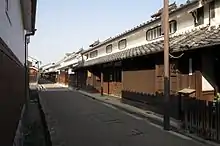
[121,91,182,120]
[182,98,220,143]
[122,90,220,143]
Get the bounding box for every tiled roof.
[84,25,220,67]
[83,0,199,54]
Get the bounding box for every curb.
[37,94,52,146]
[77,90,219,146]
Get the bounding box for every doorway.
[103,67,122,97]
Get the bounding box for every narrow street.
[39,85,207,146]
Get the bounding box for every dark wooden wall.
[86,67,101,92]
[69,73,77,87]
[123,55,156,94]
[121,51,213,101]
[103,66,122,97]
[123,70,155,94]
[77,69,87,89]
[75,48,217,101]
[0,38,25,146]
[57,71,68,85]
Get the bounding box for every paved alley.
[39,85,208,146]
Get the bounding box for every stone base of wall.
[13,105,26,146]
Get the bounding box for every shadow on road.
[21,89,52,146]
[38,78,55,84]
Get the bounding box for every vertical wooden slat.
[195,71,202,98]
[101,71,103,95]
[155,64,159,92]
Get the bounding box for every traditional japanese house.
[74,0,220,104]
[42,50,84,86]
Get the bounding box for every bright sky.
[29,0,186,65]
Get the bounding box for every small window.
[153,29,157,39]
[170,21,177,34]
[210,1,215,19]
[118,39,127,50]
[197,7,204,25]
[147,31,151,40]
[158,27,162,36]
[89,50,98,58]
[106,44,112,53]
[146,20,177,41]
[193,7,204,26]
[85,54,88,60]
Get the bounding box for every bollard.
[101,87,103,96]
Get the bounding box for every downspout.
[24,29,36,108]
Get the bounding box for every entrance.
[103,67,122,97]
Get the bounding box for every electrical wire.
[169,52,184,58]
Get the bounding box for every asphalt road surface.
[39,86,208,146]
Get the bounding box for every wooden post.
[101,71,104,96]
[163,0,170,130]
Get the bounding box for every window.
[193,7,204,26]
[85,54,88,60]
[114,69,122,82]
[89,50,98,58]
[170,21,177,34]
[197,7,204,25]
[157,27,162,36]
[118,39,127,50]
[107,69,121,82]
[146,20,177,40]
[106,44,112,53]
[210,1,215,19]
[5,0,12,25]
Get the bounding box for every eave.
[20,0,37,32]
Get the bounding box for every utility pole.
[163,0,170,130]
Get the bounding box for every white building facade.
[81,0,220,94]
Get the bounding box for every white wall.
[211,0,220,25]
[175,12,194,34]
[202,76,214,91]
[0,0,25,64]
